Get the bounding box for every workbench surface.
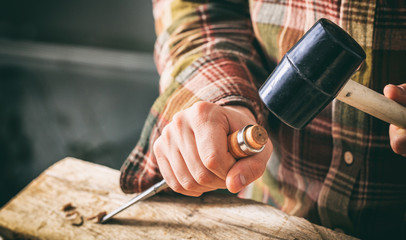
[0,158,356,240]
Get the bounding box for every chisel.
[100,124,268,223]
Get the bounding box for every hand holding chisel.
[101,124,268,223]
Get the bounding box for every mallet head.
[259,18,366,129]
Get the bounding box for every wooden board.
[0,158,356,240]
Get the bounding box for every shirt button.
[344,151,353,165]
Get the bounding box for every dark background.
[0,0,159,206]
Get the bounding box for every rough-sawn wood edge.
[0,157,357,240]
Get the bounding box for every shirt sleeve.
[120,0,269,193]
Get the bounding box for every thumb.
[225,142,272,193]
[383,84,406,106]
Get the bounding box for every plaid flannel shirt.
[120,0,406,238]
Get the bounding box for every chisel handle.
[228,124,268,158]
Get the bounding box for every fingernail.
[234,174,247,188]
[229,174,247,193]
[239,174,246,185]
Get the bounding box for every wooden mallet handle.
[227,125,268,159]
[337,80,406,128]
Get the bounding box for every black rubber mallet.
[259,18,406,129]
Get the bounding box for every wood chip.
[86,215,97,221]
[65,210,83,226]
[71,215,84,226]
[61,202,76,212]
[65,211,77,218]
[87,211,107,223]
[96,211,107,223]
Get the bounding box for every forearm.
[153,0,268,122]
[120,0,269,193]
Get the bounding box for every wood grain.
[0,158,357,240]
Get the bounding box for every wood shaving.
[61,202,76,212]
[86,215,97,221]
[71,216,84,226]
[61,203,84,226]
[65,210,83,226]
[96,211,107,223]
[87,211,107,223]
[65,211,77,218]
[62,202,107,225]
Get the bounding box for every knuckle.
[194,170,213,185]
[169,182,184,193]
[154,155,166,168]
[192,101,213,114]
[172,112,184,129]
[190,102,217,126]
[180,178,198,191]
[202,153,220,171]
[160,125,170,140]
[152,138,162,156]
[161,124,175,145]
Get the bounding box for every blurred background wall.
[0,0,159,206]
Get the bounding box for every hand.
[383,84,406,156]
[153,101,272,196]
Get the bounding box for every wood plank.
[0,158,357,240]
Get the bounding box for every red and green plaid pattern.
[121,0,406,238]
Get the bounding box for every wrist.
[222,105,256,122]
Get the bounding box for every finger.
[170,113,224,191]
[383,84,406,155]
[194,123,236,180]
[383,84,406,105]
[169,147,214,193]
[155,148,204,197]
[389,124,406,156]
[179,128,227,189]
[153,135,204,197]
[187,102,236,179]
[225,141,273,193]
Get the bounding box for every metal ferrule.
[236,125,265,155]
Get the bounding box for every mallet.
[259,18,406,129]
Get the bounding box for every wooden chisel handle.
[228,124,268,159]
